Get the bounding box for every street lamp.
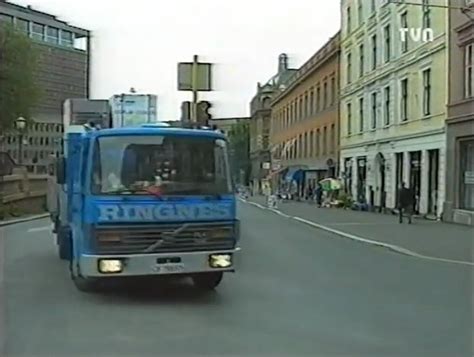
[15,117,27,165]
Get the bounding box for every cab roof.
[84,126,226,140]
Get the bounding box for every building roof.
[0,0,89,35]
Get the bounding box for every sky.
[13,0,340,120]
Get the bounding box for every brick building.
[0,0,90,173]
[270,33,340,192]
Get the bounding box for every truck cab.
[51,100,240,292]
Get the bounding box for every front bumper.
[79,248,241,278]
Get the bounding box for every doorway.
[427,149,439,216]
[410,151,422,214]
[395,153,404,208]
[376,153,386,210]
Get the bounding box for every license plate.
[154,264,185,274]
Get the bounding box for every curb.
[240,198,474,267]
[0,213,49,227]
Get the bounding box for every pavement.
[1,203,473,356]
[0,213,49,227]
[245,195,474,265]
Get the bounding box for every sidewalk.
[0,213,49,227]
[243,195,474,264]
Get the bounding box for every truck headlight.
[209,254,232,268]
[98,259,123,274]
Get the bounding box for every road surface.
[1,202,472,356]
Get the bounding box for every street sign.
[178,62,212,91]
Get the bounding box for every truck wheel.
[192,272,223,290]
[69,260,99,293]
[57,227,71,261]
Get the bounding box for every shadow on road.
[90,276,225,306]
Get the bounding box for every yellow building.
[339,0,448,217]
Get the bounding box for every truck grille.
[94,223,236,254]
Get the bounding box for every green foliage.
[227,122,250,185]
[337,191,354,209]
[0,23,40,133]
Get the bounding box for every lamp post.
[15,117,27,165]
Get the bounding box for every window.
[310,90,314,114]
[316,129,320,156]
[32,23,45,40]
[401,12,408,53]
[330,124,335,154]
[384,25,391,63]
[460,139,474,210]
[323,81,328,109]
[304,93,309,118]
[299,97,303,119]
[371,92,377,129]
[331,77,336,104]
[347,6,352,33]
[401,78,408,121]
[316,86,321,111]
[0,14,14,25]
[47,27,59,44]
[422,0,431,29]
[465,44,473,98]
[422,68,431,116]
[358,0,363,25]
[359,44,364,77]
[304,132,308,157]
[16,19,29,34]
[61,31,74,46]
[371,0,376,13]
[347,103,352,135]
[359,97,364,132]
[347,52,352,84]
[310,131,314,156]
[384,86,391,126]
[323,127,327,155]
[371,34,377,70]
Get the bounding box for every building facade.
[339,0,448,217]
[249,54,297,191]
[270,33,340,191]
[0,0,90,173]
[443,0,474,225]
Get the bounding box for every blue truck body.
[53,123,240,291]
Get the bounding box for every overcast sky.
[14,0,340,120]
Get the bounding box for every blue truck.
[49,99,240,292]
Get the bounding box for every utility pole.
[191,55,199,123]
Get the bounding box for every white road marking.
[241,199,474,267]
[27,226,52,233]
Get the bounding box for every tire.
[192,272,223,290]
[69,259,99,293]
[57,227,71,261]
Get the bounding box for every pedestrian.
[397,182,415,224]
[315,184,323,207]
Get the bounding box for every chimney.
[278,53,288,73]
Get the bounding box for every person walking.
[315,184,323,207]
[397,183,415,224]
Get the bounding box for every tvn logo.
[399,28,434,43]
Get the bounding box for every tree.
[0,23,40,134]
[227,122,250,185]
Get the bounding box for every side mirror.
[56,157,66,185]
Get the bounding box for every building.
[339,0,448,217]
[249,54,297,191]
[208,117,250,136]
[443,1,474,225]
[0,0,90,173]
[270,33,340,192]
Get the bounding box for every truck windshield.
[90,135,232,195]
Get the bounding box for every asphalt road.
[1,202,473,357]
